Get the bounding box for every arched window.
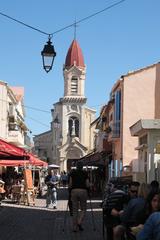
[68,116,79,137]
[71,76,78,95]
[69,119,73,136]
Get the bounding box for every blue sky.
[0,0,160,136]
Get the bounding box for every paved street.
[0,188,103,240]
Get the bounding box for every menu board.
[23,169,33,189]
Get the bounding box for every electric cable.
[0,11,49,36]
[0,0,127,37]
[0,98,50,114]
[51,0,127,36]
[0,98,106,114]
[22,105,50,114]
[26,116,50,128]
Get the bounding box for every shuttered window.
[71,76,78,94]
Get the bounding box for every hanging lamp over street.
[41,35,56,73]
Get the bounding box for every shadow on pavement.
[0,205,103,240]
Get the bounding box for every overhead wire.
[0,0,126,131]
[0,97,107,117]
[0,97,106,130]
[0,0,127,37]
[51,0,127,36]
[0,11,49,36]
[26,116,50,128]
[0,98,50,114]
[22,105,50,114]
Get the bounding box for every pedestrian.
[137,212,160,240]
[127,181,140,201]
[113,182,148,240]
[127,190,160,238]
[61,171,68,187]
[136,190,160,223]
[150,180,159,192]
[0,179,5,206]
[45,169,58,209]
[69,161,90,232]
[104,184,128,240]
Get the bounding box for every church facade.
[34,39,96,171]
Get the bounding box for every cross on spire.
[74,19,78,39]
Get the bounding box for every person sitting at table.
[0,179,6,205]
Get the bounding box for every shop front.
[78,151,109,196]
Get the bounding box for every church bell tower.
[51,39,96,171]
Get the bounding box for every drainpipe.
[120,75,124,176]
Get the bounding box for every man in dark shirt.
[69,161,89,232]
[103,184,128,240]
[105,185,128,226]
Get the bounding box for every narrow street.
[0,188,103,240]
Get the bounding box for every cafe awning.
[0,138,47,167]
[28,153,48,167]
[0,138,28,159]
[78,151,108,166]
[0,160,30,167]
[0,156,47,167]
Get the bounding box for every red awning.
[0,138,47,167]
[0,138,28,158]
[28,153,48,167]
[0,160,30,167]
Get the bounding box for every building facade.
[34,39,96,171]
[98,62,160,180]
[0,81,28,147]
[130,119,160,183]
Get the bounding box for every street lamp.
[53,116,60,129]
[41,35,56,73]
[59,133,63,143]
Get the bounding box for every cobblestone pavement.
[0,188,103,240]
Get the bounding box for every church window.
[71,76,78,94]
[75,119,79,137]
[68,116,79,137]
[69,119,73,136]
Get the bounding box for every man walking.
[69,162,90,232]
[45,170,58,209]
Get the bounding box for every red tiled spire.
[65,40,85,67]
